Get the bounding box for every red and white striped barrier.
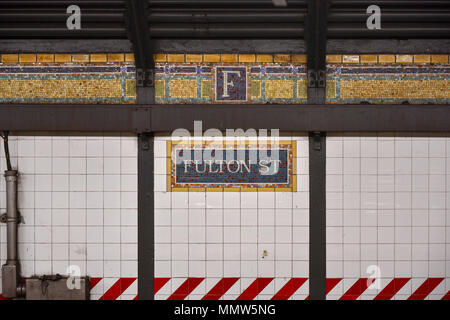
[89,277,449,300]
[2,277,449,300]
[325,278,449,300]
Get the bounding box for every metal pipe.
[327,23,450,38]
[328,12,450,23]
[1,170,23,298]
[5,171,18,264]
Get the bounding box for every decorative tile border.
[326,54,449,65]
[1,53,448,104]
[326,55,450,104]
[166,140,297,192]
[0,63,136,104]
[3,53,449,65]
[0,53,307,64]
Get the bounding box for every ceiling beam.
[0,104,449,133]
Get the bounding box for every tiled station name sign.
[167,141,296,192]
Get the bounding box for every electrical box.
[26,276,90,300]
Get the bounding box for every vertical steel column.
[309,132,327,300]
[126,0,155,300]
[138,133,154,300]
[306,0,328,104]
[125,0,155,102]
[306,0,328,299]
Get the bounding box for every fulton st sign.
[167,140,296,192]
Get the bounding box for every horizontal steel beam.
[2,38,449,54]
[0,104,449,133]
[0,39,306,53]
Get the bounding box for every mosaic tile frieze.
[1,53,449,104]
[154,63,307,104]
[326,56,449,104]
[166,140,297,192]
[0,63,136,104]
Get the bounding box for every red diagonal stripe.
[374,278,410,300]
[155,278,170,294]
[271,278,308,300]
[90,277,103,290]
[133,295,138,300]
[407,278,444,300]
[237,278,273,300]
[99,278,136,300]
[306,278,342,300]
[168,278,204,300]
[326,278,343,294]
[441,291,450,300]
[202,278,239,300]
[339,278,374,300]
[0,294,11,300]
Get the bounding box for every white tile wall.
[154,135,310,300]
[0,134,138,300]
[326,134,450,300]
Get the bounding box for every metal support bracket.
[312,131,322,151]
[0,212,23,224]
[307,70,326,88]
[136,69,155,88]
[132,107,151,133]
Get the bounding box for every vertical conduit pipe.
[1,170,24,297]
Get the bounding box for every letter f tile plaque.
[215,66,247,102]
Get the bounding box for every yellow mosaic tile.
[19,54,36,63]
[201,80,212,98]
[396,55,413,64]
[378,55,396,63]
[0,79,123,99]
[297,80,307,99]
[239,54,256,63]
[265,80,294,99]
[107,54,124,62]
[413,55,431,64]
[153,54,167,63]
[72,54,89,63]
[203,54,221,63]
[1,54,19,63]
[223,187,241,192]
[292,54,307,63]
[221,54,238,63]
[251,80,262,98]
[340,80,449,100]
[257,54,273,63]
[431,55,449,64]
[186,54,203,63]
[167,54,185,63]
[36,54,54,63]
[155,80,165,98]
[360,55,378,63]
[90,54,108,63]
[54,54,72,63]
[169,79,197,98]
[326,80,336,99]
[274,54,291,63]
[126,79,136,98]
[125,53,135,62]
[326,55,342,63]
[342,55,360,64]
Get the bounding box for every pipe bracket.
[0,212,23,224]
